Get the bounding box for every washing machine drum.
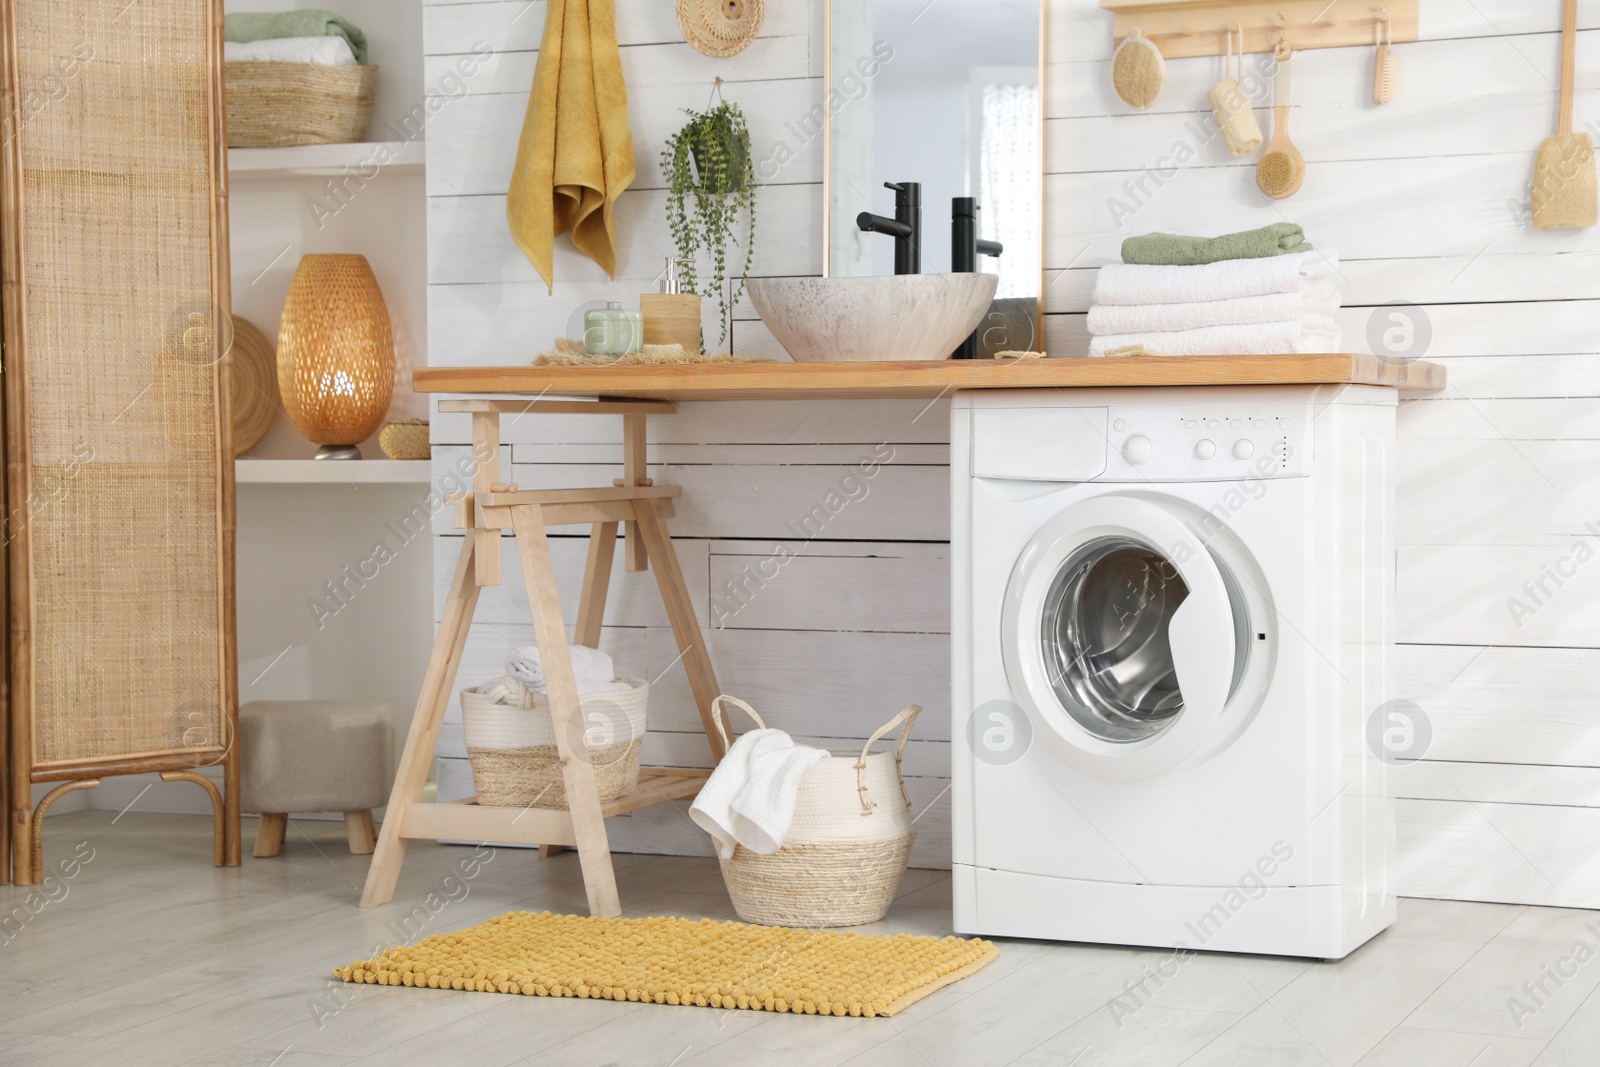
[1002,495,1252,781]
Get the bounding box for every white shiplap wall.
[425,0,1600,901]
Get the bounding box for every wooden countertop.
[413,354,1446,401]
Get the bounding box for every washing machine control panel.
[1104,406,1308,481]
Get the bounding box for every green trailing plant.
[661,96,756,350]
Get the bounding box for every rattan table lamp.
[277,253,395,459]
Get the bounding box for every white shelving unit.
[228,141,424,180]
[235,459,431,484]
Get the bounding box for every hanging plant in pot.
[661,86,756,351]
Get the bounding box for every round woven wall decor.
[677,0,763,58]
[229,315,279,455]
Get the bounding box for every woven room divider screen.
[0,0,238,883]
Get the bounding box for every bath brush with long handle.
[1256,46,1304,199]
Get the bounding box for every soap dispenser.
[641,257,702,353]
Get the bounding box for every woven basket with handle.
[225,61,377,147]
[461,676,648,809]
[711,695,920,928]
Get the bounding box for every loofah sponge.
[334,910,999,1018]
[1111,29,1164,110]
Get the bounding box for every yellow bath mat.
[334,910,999,1018]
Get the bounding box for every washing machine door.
[1001,494,1240,782]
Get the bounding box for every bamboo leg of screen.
[634,499,729,760]
[208,0,240,874]
[360,536,481,907]
[28,779,98,875]
[160,770,226,866]
[511,503,621,917]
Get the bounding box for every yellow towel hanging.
[507,0,636,291]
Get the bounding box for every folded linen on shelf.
[1092,250,1340,306]
[223,36,359,66]
[689,729,829,859]
[505,644,632,695]
[1087,318,1342,358]
[1120,223,1313,266]
[1086,282,1339,336]
[224,10,368,64]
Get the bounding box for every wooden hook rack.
[1100,0,1417,59]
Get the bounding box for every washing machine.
[951,384,1396,960]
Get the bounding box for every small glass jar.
[584,301,644,356]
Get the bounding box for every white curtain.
[979,82,1040,300]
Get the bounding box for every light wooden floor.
[2,811,1596,1066]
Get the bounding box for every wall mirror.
[824,0,1045,356]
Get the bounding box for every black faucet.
[857,181,922,275]
[951,197,1003,359]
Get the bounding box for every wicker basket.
[379,419,430,460]
[711,695,920,928]
[225,61,377,147]
[461,675,648,809]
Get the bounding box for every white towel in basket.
[506,644,631,695]
[223,36,359,66]
[690,729,828,859]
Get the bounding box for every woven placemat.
[334,910,998,1018]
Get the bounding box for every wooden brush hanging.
[1373,5,1397,105]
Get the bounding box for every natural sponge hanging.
[1112,28,1164,110]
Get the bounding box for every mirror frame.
[821,1,1049,354]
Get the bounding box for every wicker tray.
[225,61,377,147]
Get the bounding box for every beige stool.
[240,699,394,858]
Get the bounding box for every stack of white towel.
[223,36,359,66]
[1087,250,1343,357]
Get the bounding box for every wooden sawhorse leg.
[511,504,620,915]
[361,536,482,907]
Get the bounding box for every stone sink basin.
[746,273,1000,362]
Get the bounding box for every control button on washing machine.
[1232,439,1255,459]
[1184,419,1197,429]
[1253,418,1267,428]
[1194,439,1216,460]
[1113,418,1127,432]
[1230,418,1243,429]
[1122,434,1155,466]
[1206,418,1220,429]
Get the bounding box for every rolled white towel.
[224,36,359,66]
[1093,250,1340,306]
[1088,318,1342,358]
[505,644,632,695]
[1087,283,1339,336]
[690,728,828,859]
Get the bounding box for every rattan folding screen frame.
[0,0,239,882]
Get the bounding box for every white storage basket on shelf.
[712,694,921,928]
[460,675,648,809]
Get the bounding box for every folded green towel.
[1121,224,1312,266]
[224,10,368,65]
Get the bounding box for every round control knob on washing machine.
[1194,439,1216,460]
[1232,439,1255,459]
[1123,434,1154,466]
